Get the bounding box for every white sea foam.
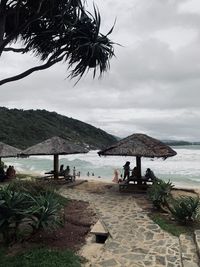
[3,145,200,188]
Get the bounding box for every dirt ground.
[27,200,97,251]
[7,199,97,256]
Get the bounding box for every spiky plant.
[147,179,174,211]
[170,196,200,224]
[0,0,115,85]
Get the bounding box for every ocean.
[3,145,200,189]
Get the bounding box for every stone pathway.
[179,234,199,267]
[60,186,198,267]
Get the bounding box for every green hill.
[0,107,117,149]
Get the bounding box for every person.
[6,165,13,179]
[112,169,119,183]
[131,166,138,178]
[64,165,74,182]
[87,171,90,177]
[0,166,6,182]
[11,166,16,178]
[65,166,70,176]
[145,168,157,181]
[73,167,76,179]
[123,161,130,181]
[59,164,64,175]
[6,165,16,179]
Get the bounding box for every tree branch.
[3,47,27,53]
[0,55,64,86]
[0,2,48,53]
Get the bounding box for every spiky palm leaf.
[5,0,114,80]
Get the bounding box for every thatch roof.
[0,142,22,157]
[98,133,177,158]
[22,136,88,156]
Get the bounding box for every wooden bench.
[119,177,153,192]
[64,173,75,183]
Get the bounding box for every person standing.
[123,161,130,181]
[112,169,119,183]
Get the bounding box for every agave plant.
[0,185,29,244]
[147,179,174,210]
[170,196,200,224]
[9,180,53,196]
[27,192,62,232]
[0,183,63,244]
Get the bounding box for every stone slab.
[91,220,108,235]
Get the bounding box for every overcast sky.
[1,0,200,141]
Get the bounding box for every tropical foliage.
[170,196,200,224]
[27,192,62,232]
[0,186,29,244]
[0,0,115,86]
[147,179,174,210]
[0,107,117,149]
[0,183,63,245]
[148,179,200,226]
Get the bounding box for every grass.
[150,213,194,237]
[0,248,82,267]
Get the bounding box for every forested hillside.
[0,107,117,149]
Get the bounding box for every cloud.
[0,0,200,141]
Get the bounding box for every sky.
[0,0,200,141]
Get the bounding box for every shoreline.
[16,171,200,194]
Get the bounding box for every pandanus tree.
[0,0,115,86]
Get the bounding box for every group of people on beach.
[46,165,80,178]
[0,165,16,182]
[112,161,157,183]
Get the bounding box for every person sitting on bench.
[128,167,140,184]
[64,166,75,182]
[59,164,65,176]
[145,168,157,181]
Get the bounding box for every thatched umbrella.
[22,136,89,179]
[98,133,177,178]
[0,142,22,164]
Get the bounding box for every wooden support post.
[136,156,141,178]
[54,154,59,179]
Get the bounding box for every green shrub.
[9,180,68,206]
[147,179,174,210]
[8,180,53,196]
[0,184,63,244]
[0,185,29,244]
[27,192,62,231]
[170,196,200,224]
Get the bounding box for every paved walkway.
[60,186,182,267]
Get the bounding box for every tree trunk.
[54,154,59,179]
[136,156,141,178]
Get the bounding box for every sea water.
[3,145,200,189]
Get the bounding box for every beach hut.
[22,136,88,179]
[98,133,177,178]
[0,142,22,164]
